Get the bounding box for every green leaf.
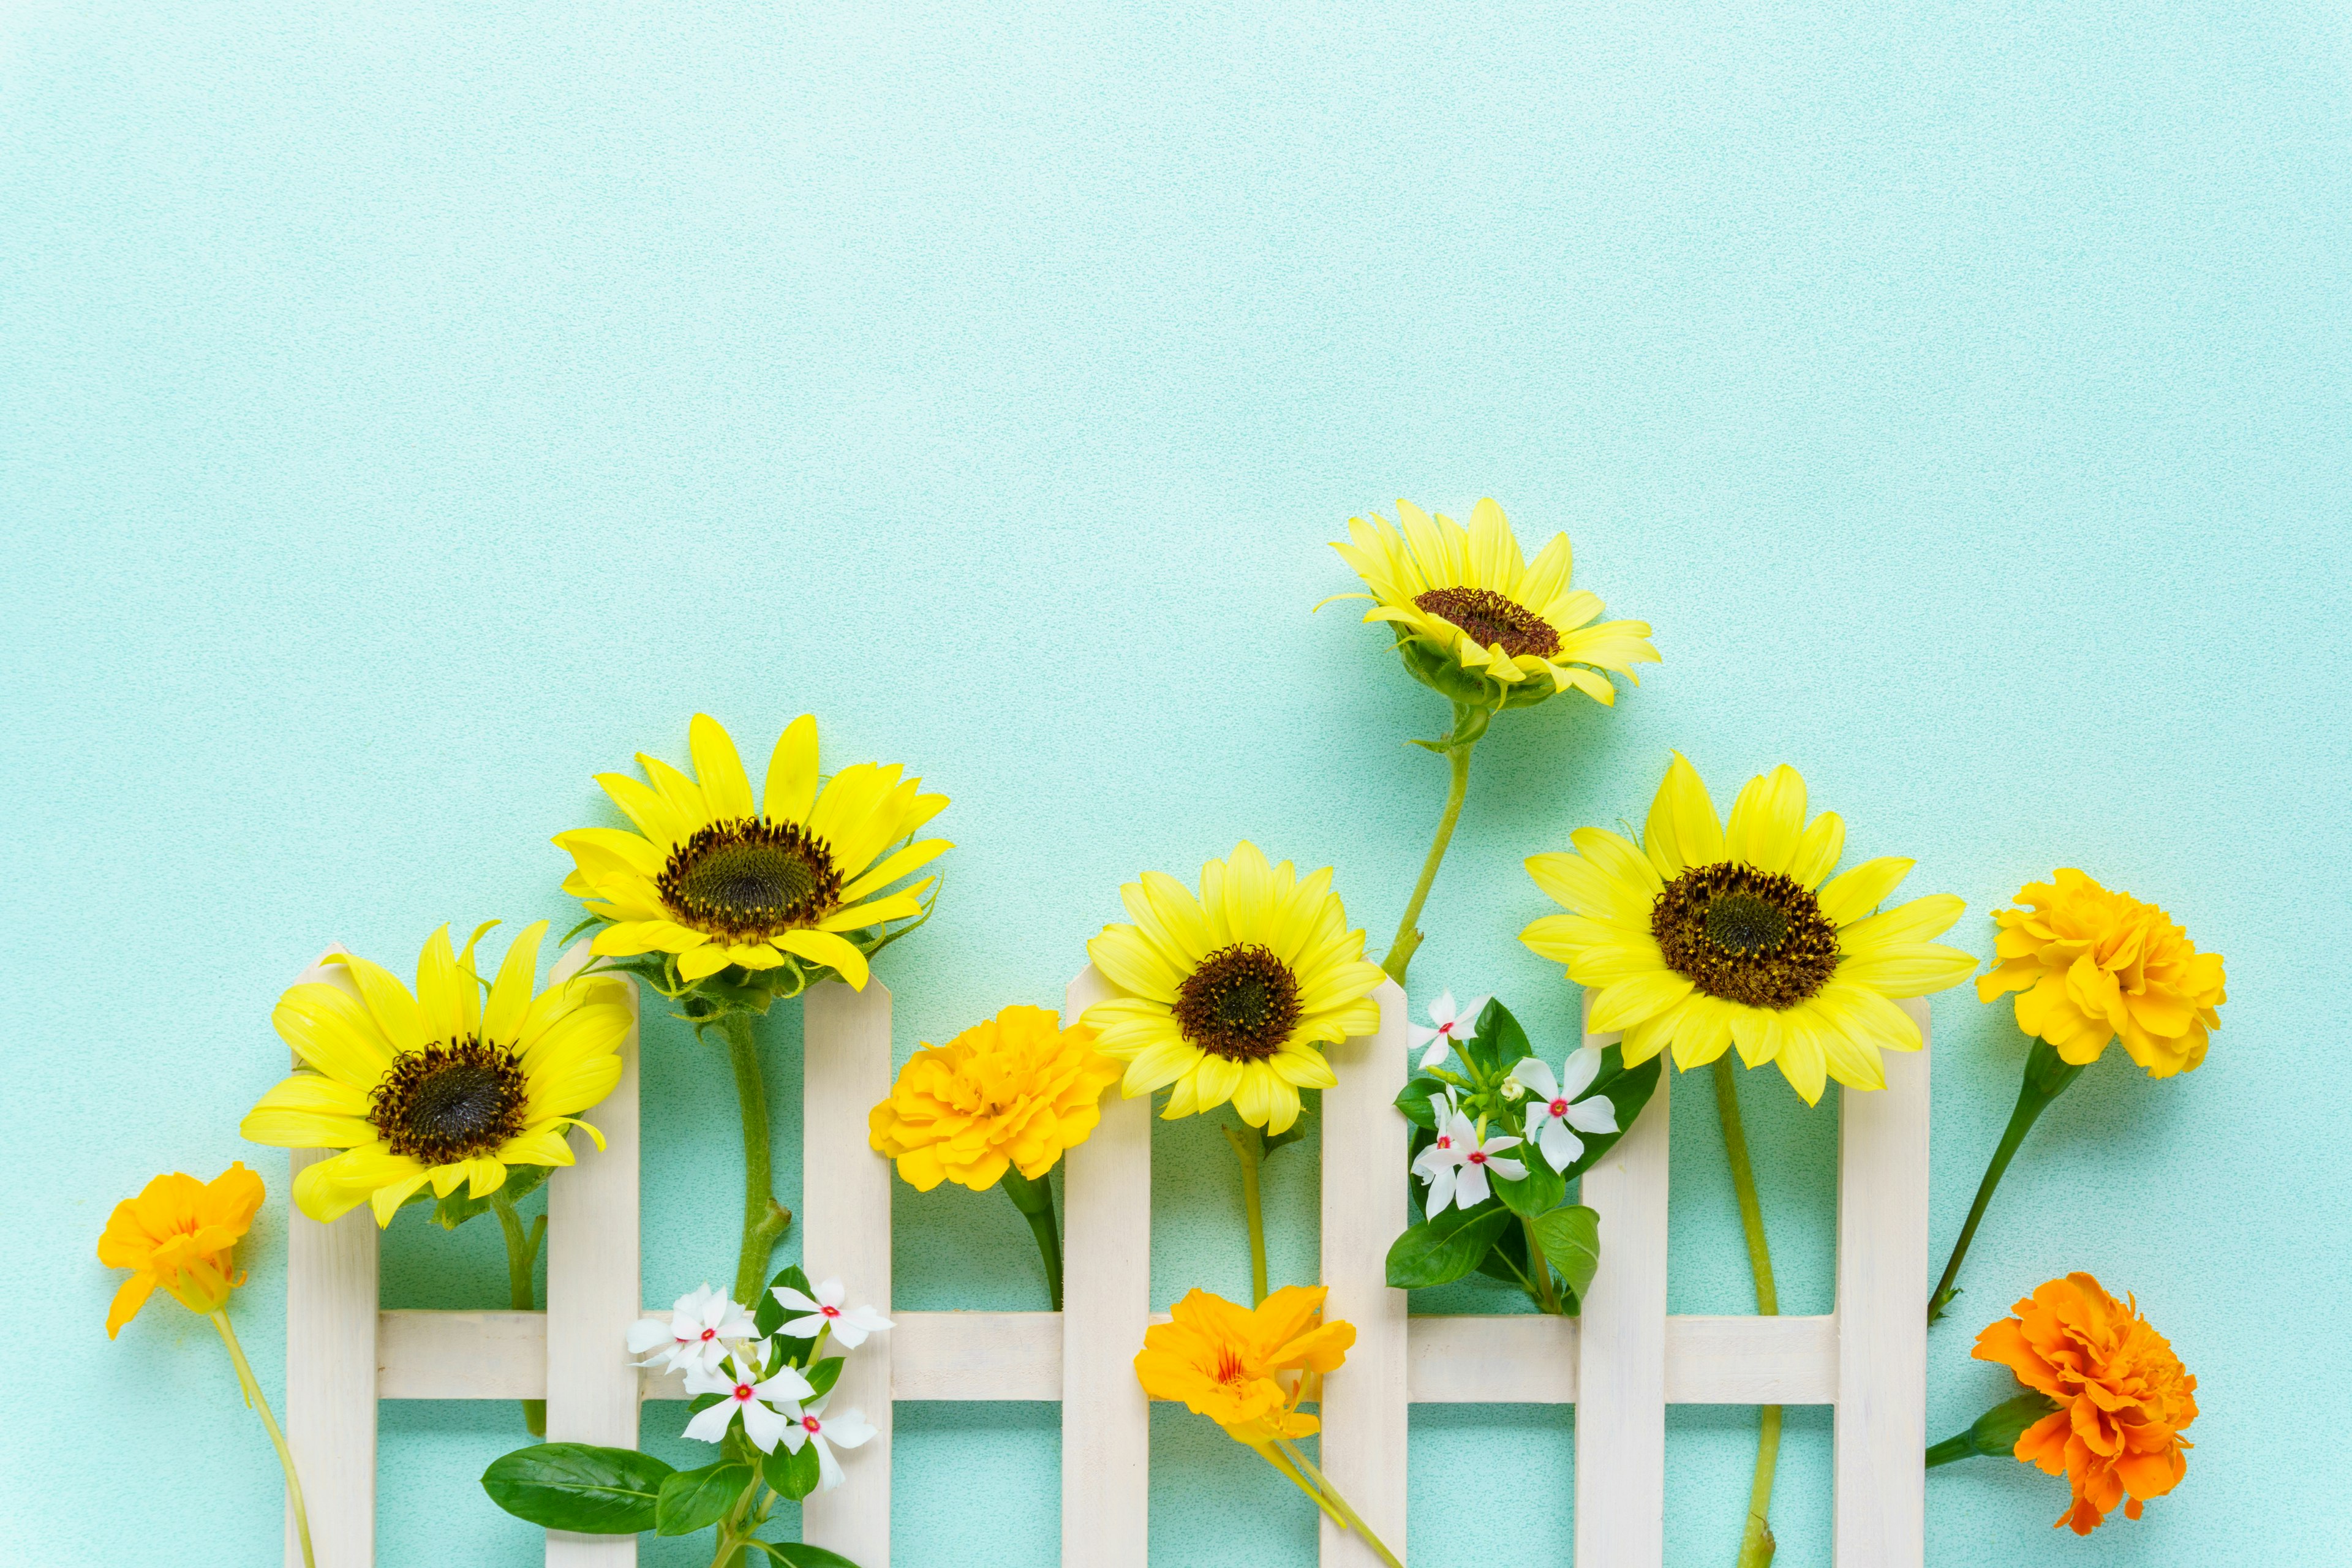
[480,1443,674,1534]
[1475,1214,1534,1286]
[432,1162,551,1231]
[1385,1202,1513,1289]
[1529,1205,1601,1306]
[743,1542,865,1568]
[1558,1046,1662,1183]
[1463,997,1529,1079]
[1488,1147,1566,1219]
[687,1392,725,1415]
[755,1265,817,1340]
[1393,1076,1448,1129]
[805,1356,844,1399]
[654,1462,752,1537]
[761,1435,823,1502]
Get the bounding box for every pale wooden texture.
[1663,1315,1839,1405]
[1060,965,1152,1566]
[285,951,377,1568]
[1320,978,1409,1567]
[1406,1315,1577,1403]
[892,1311,1061,1401]
[1572,999,1670,1567]
[545,944,641,1567]
[1833,997,1931,1568]
[799,979,895,1566]
[378,1311,548,1399]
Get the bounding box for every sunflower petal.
[762,714,821,824]
[1643,753,1725,879]
[776,929,870,990]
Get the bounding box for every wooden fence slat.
[800,979,895,1566]
[1320,979,1409,1566]
[285,952,377,1568]
[1573,997,1670,1567]
[1061,965,1152,1565]
[1832,998,1931,1568]
[545,944,641,1567]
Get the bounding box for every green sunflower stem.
[1928,1039,2084,1325]
[1380,703,1485,985]
[1223,1118,1271,1305]
[1714,1055,1781,1568]
[210,1308,315,1568]
[1000,1164,1065,1312]
[489,1188,548,1437]
[717,1010,793,1307]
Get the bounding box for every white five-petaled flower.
[1408,989,1491,1070]
[1415,1096,1528,1217]
[680,1344,815,1454]
[1411,1091,1469,1218]
[782,1392,878,1491]
[627,1283,757,1378]
[772,1277,893,1349]
[1510,1048,1621,1174]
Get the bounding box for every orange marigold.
[1974,1272,2198,1535]
[867,1005,1121,1191]
[98,1163,266,1336]
[1975,869,2225,1077]
[1135,1285,1355,1444]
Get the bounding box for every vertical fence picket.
[544,944,643,1567]
[284,952,377,1568]
[801,978,895,1566]
[1319,979,1410,1566]
[1061,965,1153,1563]
[1833,998,1931,1568]
[1573,996,1672,1567]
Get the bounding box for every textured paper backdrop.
[4,2,2346,1563]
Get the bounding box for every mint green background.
[5,3,2346,1564]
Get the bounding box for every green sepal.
[1969,1390,2064,1457]
[654,1462,752,1536]
[432,1163,551,1231]
[1385,1202,1514,1289]
[1529,1205,1601,1308]
[762,1434,824,1502]
[755,1265,818,1343]
[743,1542,864,1567]
[480,1442,674,1534]
[805,1356,845,1400]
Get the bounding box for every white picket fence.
[281,956,1929,1567]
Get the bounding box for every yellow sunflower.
[1521,754,1975,1104]
[1082,842,1385,1134]
[241,922,632,1226]
[1329,497,1658,707]
[555,713,948,990]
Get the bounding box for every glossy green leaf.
[761,1434,823,1502]
[1385,1202,1513,1289]
[1488,1142,1566,1218]
[743,1542,864,1567]
[755,1265,818,1341]
[654,1462,751,1537]
[1393,1076,1449,1129]
[1529,1205,1601,1306]
[480,1442,673,1534]
[805,1356,844,1399]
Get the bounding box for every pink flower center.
[1439,1022,1457,1036]
[1434,1136,1451,1149]
[1550,1099,1568,1117]
[803,1416,822,1433]
[733,1384,753,1403]
[1468,1151,1488,1165]
[821,1305,840,1319]
[701,1329,717,1341]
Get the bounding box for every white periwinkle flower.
[628,1283,757,1378]
[1510,1047,1620,1174]
[681,1344,815,1453]
[772,1277,893,1349]
[1407,989,1491,1070]
[1411,1094,1472,1219]
[782,1392,878,1490]
[1448,1123,1526,1212]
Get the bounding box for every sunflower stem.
[1713,1055,1781,1568]
[1928,1039,2082,1324]
[1379,704,1482,984]
[717,1010,793,1307]
[1223,1118,1271,1305]
[1000,1164,1065,1312]
[490,1188,548,1436]
[210,1309,315,1568]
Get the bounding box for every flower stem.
[1520,1215,1564,1314]
[717,1010,793,1306]
[1273,1437,1407,1568]
[1713,1055,1779,1568]
[1222,1118,1271,1305]
[490,1189,549,1436]
[1928,1038,2083,1324]
[1379,703,1485,984]
[209,1309,315,1568]
[1000,1164,1065,1312]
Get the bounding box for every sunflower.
[1521,753,1976,1104]
[555,713,948,990]
[241,922,633,1226]
[1082,842,1385,1134]
[1329,497,1658,707]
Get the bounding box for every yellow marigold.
[867,1005,1121,1191]
[1975,869,2226,1076]
[98,1163,265,1336]
[1975,1273,2198,1534]
[1134,1285,1355,1444]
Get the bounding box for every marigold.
[98,1163,265,1336]
[1975,1273,2198,1534]
[1975,869,2226,1077]
[867,1005,1121,1191]
[1134,1285,1355,1444]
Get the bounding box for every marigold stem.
[717,1010,793,1306]
[1220,1118,1272,1305]
[1379,706,1482,984]
[1928,1038,2083,1324]
[1713,1055,1780,1568]
[490,1189,548,1436]
[211,1309,315,1568]
[1000,1164,1065,1312]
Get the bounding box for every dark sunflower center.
[1172,943,1302,1061]
[372,1038,530,1165]
[1413,586,1561,660]
[658,817,842,940]
[1652,862,1839,1009]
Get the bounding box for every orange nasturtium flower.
[867,1005,1120,1193]
[1975,868,2227,1077]
[99,1163,265,1336]
[1975,1273,2199,1535]
[1136,1284,1355,1444]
